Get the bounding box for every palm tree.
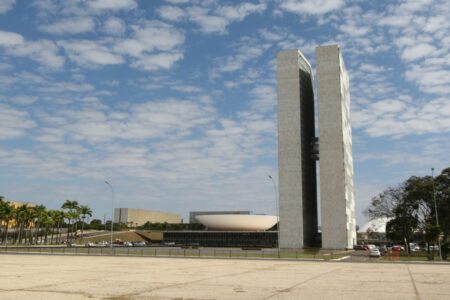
[32,205,47,244]
[78,205,92,243]
[0,198,15,244]
[62,200,79,242]
[42,212,53,244]
[15,204,31,244]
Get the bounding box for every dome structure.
[195,214,278,231]
[360,217,391,233]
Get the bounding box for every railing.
[0,246,344,260]
[2,246,445,262]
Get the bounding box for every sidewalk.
[1,254,449,299]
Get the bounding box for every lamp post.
[268,175,280,252]
[105,181,114,251]
[431,168,442,260]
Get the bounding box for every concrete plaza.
[0,254,449,299]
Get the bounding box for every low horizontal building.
[114,208,181,226]
[163,231,277,248]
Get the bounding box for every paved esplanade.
[1,255,449,299]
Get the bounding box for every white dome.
[195,214,278,231]
[360,217,391,233]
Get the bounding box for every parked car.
[123,241,133,246]
[96,241,108,246]
[85,242,95,247]
[161,242,175,246]
[353,245,367,250]
[366,244,377,250]
[391,245,404,252]
[369,248,381,257]
[133,241,147,247]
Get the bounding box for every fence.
[0,246,342,260]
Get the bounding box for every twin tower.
[277,45,356,249]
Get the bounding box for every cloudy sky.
[0,0,449,226]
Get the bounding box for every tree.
[78,205,92,243]
[89,219,102,230]
[365,168,450,257]
[0,198,15,244]
[61,200,80,242]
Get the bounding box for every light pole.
[105,181,114,251]
[268,175,280,252]
[431,168,442,260]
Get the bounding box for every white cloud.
[0,33,65,69]
[158,6,185,22]
[0,104,36,139]
[0,0,15,14]
[279,0,345,15]
[114,20,185,71]
[401,43,437,61]
[36,81,95,94]
[102,17,126,35]
[0,30,24,46]
[39,17,95,35]
[88,0,137,11]
[58,40,124,67]
[159,2,267,34]
[249,85,276,113]
[9,95,38,105]
[353,96,450,137]
[165,0,190,4]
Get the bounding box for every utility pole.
[431,168,442,260]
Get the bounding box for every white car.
[133,241,147,246]
[369,248,381,257]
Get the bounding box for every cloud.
[279,0,345,15]
[88,0,137,11]
[159,2,267,34]
[401,43,437,61]
[102,17,126,35]
[9,95,39,105]
[34,98,216,144]
[114,20,185,71]
[58,40,124,67]
[38,17,95,35]
[0,32,65,69]
[0,0,15,14]
[0,30,24,46]
[249,85,276,113]
[353,96,450,137]
[158,5,185,22]
[0,104,36,139]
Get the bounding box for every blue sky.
[0,0,449,226]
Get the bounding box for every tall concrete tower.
[316,45,356,249]
[276,45,355,250]
[277,50,318,249]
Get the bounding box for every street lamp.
[268,175,280,252]
[105,181,114,251]
[431,168,442,260]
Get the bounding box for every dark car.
[353,245,368,250]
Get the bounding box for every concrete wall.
[277,50,318,249]
[114,208,181,226]
[316,45,356,249]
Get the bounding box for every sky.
[0,0,449,226]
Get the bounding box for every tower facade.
[316,45,356,249]
[277,50,318,249]
[276,45,355,250]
